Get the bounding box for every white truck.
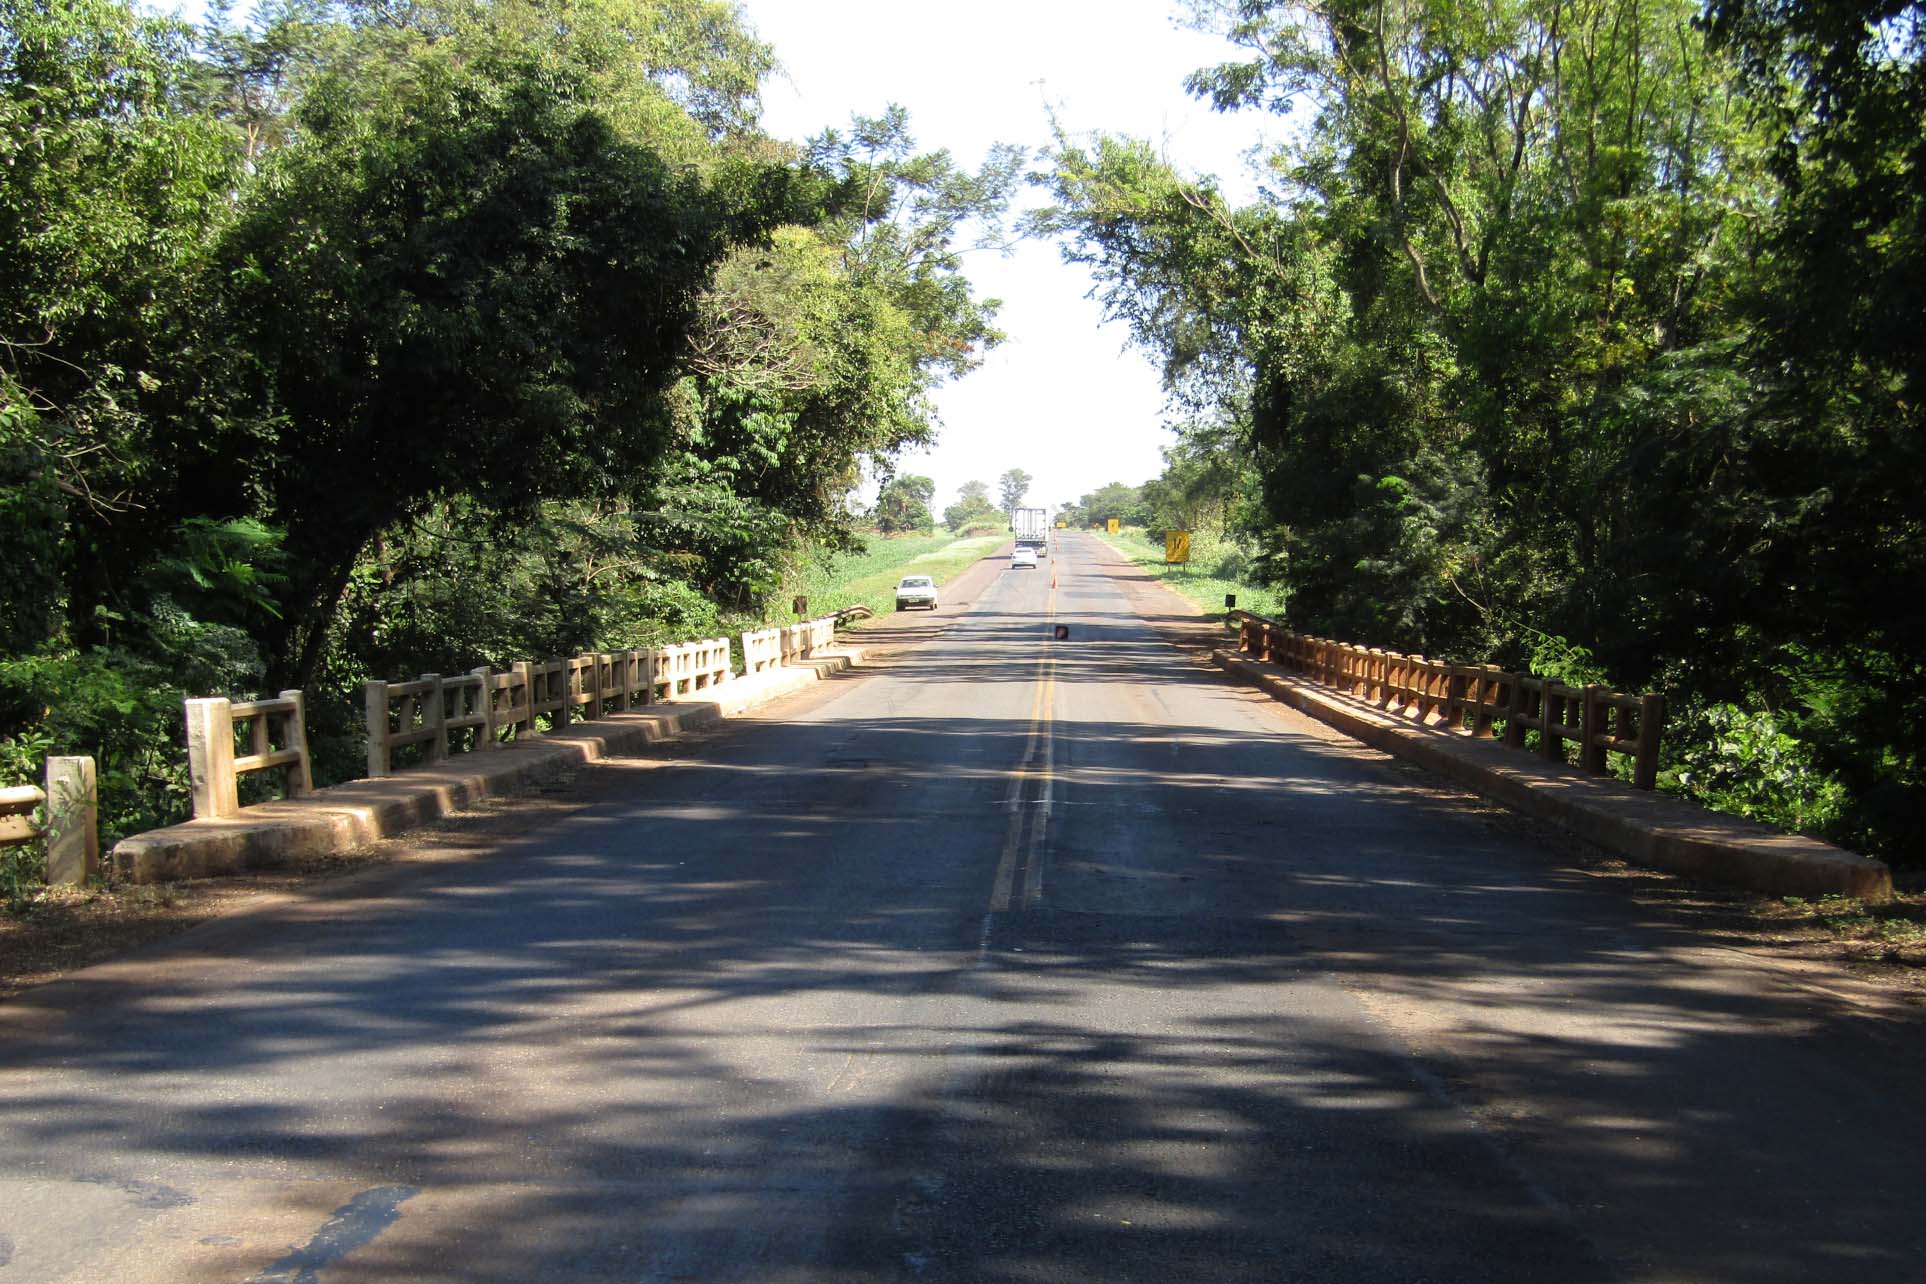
[1011,506,1050,558]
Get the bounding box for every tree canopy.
[1038,0,1924,864]
[0,0,1015,843]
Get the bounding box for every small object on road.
[1053,624,1070,640]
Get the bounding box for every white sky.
[737,0,1275,517]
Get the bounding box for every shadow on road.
[2,682,1921,1282]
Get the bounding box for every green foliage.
[997,468,1032,516]
[0,389,63,656]
[787,532,1002,621]
[942,479,1001,533]
[1663,704,1849,838]
[1099,527,1288,621]
[0,598,261,843]
[219,26,762,681]
[873,474,936,534]
[1039,0,1924,864]
[1063,481,1153,530]
[0,0,1015,867]
[0,726,51,907]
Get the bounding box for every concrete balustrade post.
[507,662,530,736]
[1634,694,1665,790]
[1475,667,1501,736]
[1505,676,1529,749]
[420,674,448,763]
[1541,687,1567,762]
[44,755,98,885]
[1580,685,1607,774]
[1448,667,1470,732]
[281,689,314,795]
[184,697,239,819]
[365,681,391,776]
[472,667,498,750]
[553,661,573,729]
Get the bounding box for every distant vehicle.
[1011,546,1038,569]
[1011,507,1050,557]
[894,575,939,611]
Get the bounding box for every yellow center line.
[988,578,1059,912]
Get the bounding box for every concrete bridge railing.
[0,757,99,885]
[1231,611,1665,789]
[183,619,842,814]
[364,639,733,779]
[743,616,837,674]
[185,693,313,818]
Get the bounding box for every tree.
[1076,481,1148,529]
[1696,0,1926,852]
[1139,417,1257,535]
[0,0,1039,870]
[664,109,1020,597]
[873,475,935,534]
[1033,0,1926,862]
[0,0,242,648]
[943,479,1000,532]
[998,468,1032,518]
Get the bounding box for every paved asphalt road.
[1,532,1922,1283]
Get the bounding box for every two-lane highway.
[1,532,1921,1282]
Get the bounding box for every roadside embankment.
[1214,646,1892,902]
[110,648,865,884]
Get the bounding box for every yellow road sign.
[1106,518,1120,533]
[1165,530,1191,563]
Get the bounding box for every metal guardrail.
[1227,610,1665,788]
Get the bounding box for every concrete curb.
[1214,647,1893,903]
[111,649,865,884]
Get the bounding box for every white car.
[894,575,939,611]
[1011,546,1038,569]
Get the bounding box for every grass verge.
[788,532,1005,623]
[1096,527,1288,620]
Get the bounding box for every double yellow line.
[989,579,1058,912]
